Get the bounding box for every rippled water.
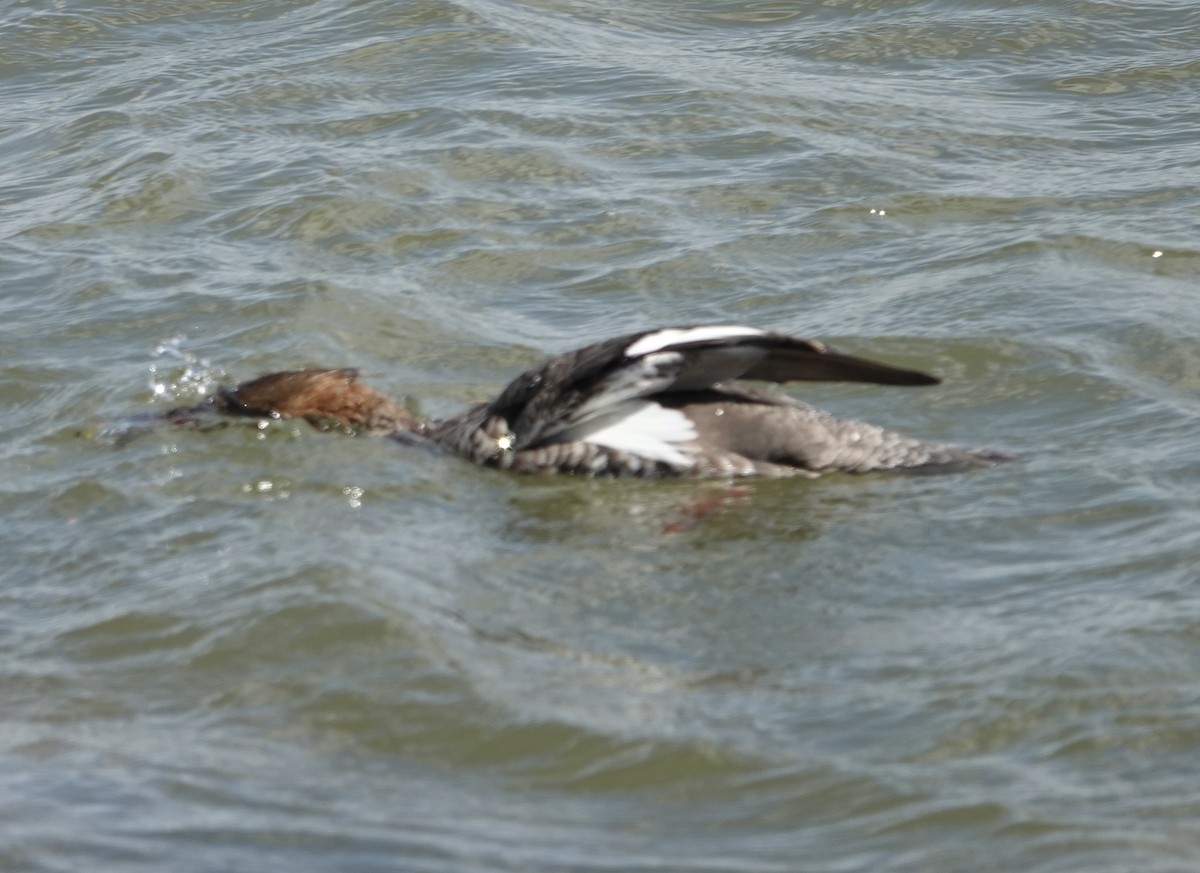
[4,0,1200,870]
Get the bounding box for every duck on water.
[152,325,1009,478]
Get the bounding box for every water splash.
[147,335,226,404]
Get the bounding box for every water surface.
[3,0,1200,870]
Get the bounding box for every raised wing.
[490,325,939,451]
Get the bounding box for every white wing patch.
[624,325,767,358]
[570,400,698,468]
[532,351,683,446]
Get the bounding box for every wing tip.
[905,370,942,387]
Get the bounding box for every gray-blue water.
[3,1,1200,870]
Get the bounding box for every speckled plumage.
[201,325,1007,477]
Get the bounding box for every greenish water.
[3,1,1200,870]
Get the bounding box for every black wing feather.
[483,326,940,449]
